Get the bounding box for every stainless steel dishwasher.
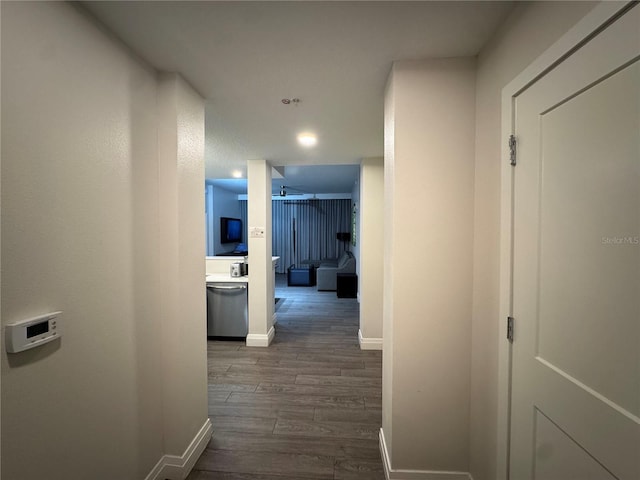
[206,282,248,338]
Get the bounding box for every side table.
[336,273,357,298]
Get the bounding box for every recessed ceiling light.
[231,170,242,178]
[297,133,317,147]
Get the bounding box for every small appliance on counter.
[230,262,242,277]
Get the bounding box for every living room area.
[205,159,384,353]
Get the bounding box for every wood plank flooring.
[187,274,384,480]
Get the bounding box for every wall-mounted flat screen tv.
[220,217,242,244]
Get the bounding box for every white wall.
[359,157,383,348]
[157,72,208,458]
[469,3,597,480]
[246,159,275,347]
[1,3,207,479]
[383,58,476,473]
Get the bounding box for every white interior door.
[510,4,640,480]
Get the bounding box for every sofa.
[316,251,356,291]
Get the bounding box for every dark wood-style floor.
[187,274,384,480]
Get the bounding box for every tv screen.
[220,217,242,244]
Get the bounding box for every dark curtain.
[240,199,351,273]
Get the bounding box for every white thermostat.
[5,311,62,353]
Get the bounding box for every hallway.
[188,275,384,479]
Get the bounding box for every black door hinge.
[507,316,514,343]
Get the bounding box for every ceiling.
[82,1,514,193]
[209,164,361,195]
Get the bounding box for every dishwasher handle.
[207,284,247,290]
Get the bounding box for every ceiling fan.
[278,185,307,197]
[277,185,324,211]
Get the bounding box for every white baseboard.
[379,428,472,480]
[145,418,213,480]
[246,325,275,347]
[358,329,383,350]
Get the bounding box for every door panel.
[534,410,615,480]
[538,63,639,417]
[510,4,640,480]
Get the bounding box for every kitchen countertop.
[206,274,248,284]
[206,256,279,284]
[206,256,280,262]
